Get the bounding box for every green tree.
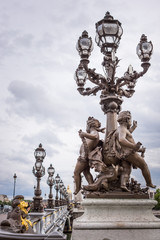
[0,200,12,206]
[154,189,160,210]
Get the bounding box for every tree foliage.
[154,189,160,210]
[0,200,12,206]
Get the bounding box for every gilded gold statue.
[1,195,33,233]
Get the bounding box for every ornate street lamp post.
[13,173,17,199]
[63,186,67,205]
[59,179,64,206]
[65,192,69,207]
[54,174,60,207]
[75,11,153,152]
[72,14,156,240]
[47,164,55,209]
[60,185,64,205]
[32,143,46,212]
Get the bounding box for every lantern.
[34,143,46,161]
[136,34,153,62]
[95,11,123,55]
[76,30,93,59]
[47,164,55,176]
[74,63,87,87]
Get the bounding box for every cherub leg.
[74,160,88,194]
[120,161,131,192]
[127,153,156,188]
[83,166,94,184]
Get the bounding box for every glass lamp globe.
[55,174,60,184]
[76,30,93,59]
[35,161,42,171]
[95,12,123,55]
[47,164,55,176]
[34,143,46,160]
[136,34,153,62]
[74,64,87,87]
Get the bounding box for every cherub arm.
[129,120,137,133]
[79,129,98,140]
[118,127,141,150]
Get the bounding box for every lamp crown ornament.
[104,11,113,20]
[82,30,89,38]
[13,173,17,179]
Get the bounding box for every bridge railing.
[29,205,69,234]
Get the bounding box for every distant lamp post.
[59,180,64,206]
[62,186,67,205]
[47,164,55,209]
[13,173,17,198]
[65,192,69,206]
[54,174,60,207]
[32,143,45,212]
[64,188,68,205]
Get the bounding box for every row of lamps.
[32,143,69,212]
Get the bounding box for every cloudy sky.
[0,0,160,200]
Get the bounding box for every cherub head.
[117,111,132,128]
[86,117,101,132]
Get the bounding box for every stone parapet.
[72,198,160,240]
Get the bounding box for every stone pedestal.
[72,198,160,240]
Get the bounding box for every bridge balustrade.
[29,205,69,235]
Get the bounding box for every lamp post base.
[32,196,44,212]
[47,199,54,209]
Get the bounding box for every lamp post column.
[54,174,60,207]
[55,185,59,207]
[47,164,55,209]
[13,173,17,199]
[59,180,64,206]
[100,95,123,138]
[48,185,53,208]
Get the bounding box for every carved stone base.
[84,191,149,199]
[72,198,160,240]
